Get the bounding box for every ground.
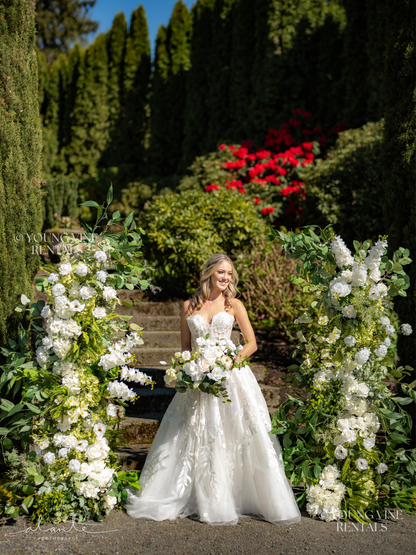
[1,509,415,555]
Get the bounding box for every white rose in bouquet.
[43,452,56,465]
[48,273,59,284]
[93,307,107,319]
[68,459,81,472]
[52,283,66,296]
[94,250,107,263]
[59,262,72,275]
[356,458,368,470]
[79,286,96,300]
[75,263,88,276]
[96,270,108,282]
[103,286,117,301]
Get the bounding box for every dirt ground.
[1,508,415,555]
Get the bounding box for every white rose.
[376,463,388,474]
[341,429,357,444]
[61,435,77,449]
[40,304,52,318]
[368,286,380,301]
[93,423,107,438]
[104,495,117,509]
[93,307,107,319]
[74,440,88,452]
[52,433,64,447]
[344,335,356,347]
[318,316,329,326]
[85,444,105,461]
[68,458,81,472]
[334,445,348,460]
[363,437,375,450]
[79,286,95,300]
[342,305,357,319]
[69,299,85,312]
[80,462,91,475]
[35,438,50,450]
[94,250,107,263]
[103,286,117,301]
[51,283,66,296]
[106,404,118,418]
[181,350,191,361]
[59,262,72,276]
[75,263,89,276]
[332,435,344,446]
[356,458,368,470]
[377,282,388,297]
[337,419,350,431]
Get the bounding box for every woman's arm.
[181,300,192,352]
[231,298,257,362]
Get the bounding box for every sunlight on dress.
[125,311,302,526]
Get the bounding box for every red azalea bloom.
[229,144,236,150]
[318,135,327,148]
[238,188,246,194]
[261,206,275,216]
[302,129,313,136]
[256,150,271,160]
[303,111,312,119]
[284,134,295,146]
[289,118,301,128]
[276,166,287,176]
[219,144,227,150]
[246,154,256,162]
[301,142,313,151]
[254,197,260,205]
[290,146,304,156]
[241,139,253,150]
[233,147,248,159]
[313,126,322,134]
[206,184,219,192]
[304,151,314,160]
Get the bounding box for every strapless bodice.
[186,311,235,347]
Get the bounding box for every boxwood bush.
[298,120,384,244]
[140,188,269,295]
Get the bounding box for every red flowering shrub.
[179,108,345,228]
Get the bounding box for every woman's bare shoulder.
[182,299,192,313]
[231,298,246,313]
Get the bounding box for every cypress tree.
[105,12,127,167]
[181,0,215,170]
[65,34,109,176]
[365,0,385,122]
[61,43,82,165]
[0,0,44,345]
[164,0,192,174]
[228,0,257,140]
[119,5,151,171]
[148,25,171,174]
[204,0,237,151]
[382,1,415,387]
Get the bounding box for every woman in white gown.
[125,253,301,526]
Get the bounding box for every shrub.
[235,238,308,336]
[42,176,80,229]
[140,188,269,295]
[179,108,345,228]
[298,120,384,244]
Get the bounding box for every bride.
[125,253,302,526]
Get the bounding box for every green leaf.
[33,474,44,485]
[353,240,361,252]
[22,484,36,495]
[79,200,100,208]
[2,437,13,449]
[125,212,134,229]
[0,427,10,435]
[388,432,410,443]
[107,184,113,206]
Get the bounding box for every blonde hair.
[186,253,239,316]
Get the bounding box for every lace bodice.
[187,312,235,347]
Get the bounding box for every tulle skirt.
[125,365,302,526]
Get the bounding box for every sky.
[89,0,195,59]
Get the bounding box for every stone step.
[131,347,178,367]
[126,387,176,416]
[142,331,181,348]
[131,315,181,331]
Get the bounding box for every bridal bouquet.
[164,336,246,402]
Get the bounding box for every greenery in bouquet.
[0,186,156,523]
[269,226,416,523]
[164,335,246,403]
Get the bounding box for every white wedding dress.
[125,312,302,526]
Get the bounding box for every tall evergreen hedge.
[119,6,151,172]
[0,0,43,345]
[382,0,415,370]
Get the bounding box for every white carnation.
[43,452,56,465]
[354,348,371,366]
[374,344,388,358]
[96,270,108,283]
[94,250,107,263]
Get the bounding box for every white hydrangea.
[374,344,388,358]
[356,458,368,470]
[43,451,56,465]
[382,337,391,348]
[36,346,50,367]
[41,336,54,349]
[53,338,72,359]
[385,324,395,336]
[54,295,68,309]
[379,316,390,326]
[77,482,100,499]
[342,305,357,319]
[94,250,107,263]
[401,323,413,336]
[354,348,371,366]
[103,495,117,510]
[62,373,81,395]
[75,263,89,276]
[330,236,354,268]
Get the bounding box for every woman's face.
[210,261,233,293]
